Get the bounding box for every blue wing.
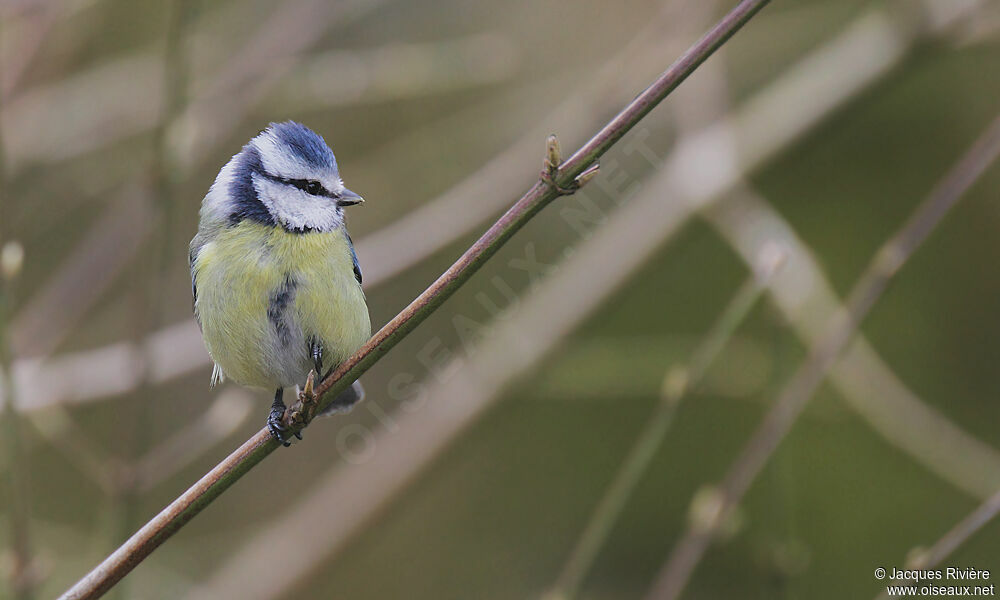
[345,231,362,285]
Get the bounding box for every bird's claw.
[267,406,296,447]
[268,371,319,446]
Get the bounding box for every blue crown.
[267,121,337,170]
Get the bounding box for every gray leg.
[309,338,324,374]
[266,387,301,446]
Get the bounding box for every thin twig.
[1,249,36,597]
[185,136,708,600]
[111,7,195,599]
[10,0,979,415]
[57,2,771,598]
[187,6,918,596]
[544,250,781,600]
[356,0,701,284]
[545,14,736,591]
[300,0,771,431]
[644,110,1000,600]
[873,488,1000,600]
[1,13,36,594]
[2,253,35,600]
[5,0,697,413]
[706,188,1000,499]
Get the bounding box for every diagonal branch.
[3,0,695,414]
[644,110,1000,600]
[307,0,770,409]
[707,187,1000,499]
[56,1,772,598]
[180,3,937,596]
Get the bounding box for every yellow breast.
[192,221,370,389]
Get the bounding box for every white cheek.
[254,176,342,231]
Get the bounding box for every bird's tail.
[317,380,365,417]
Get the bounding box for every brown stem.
[57,2,771,598]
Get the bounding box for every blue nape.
[227,145,274,227]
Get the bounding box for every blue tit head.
[201,121,363,233]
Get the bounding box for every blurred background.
[2,0,1000,598]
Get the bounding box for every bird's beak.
[336,188,364,207]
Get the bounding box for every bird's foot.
[267,390,302,447]
[267,408,302,447]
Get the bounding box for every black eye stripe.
[261,172,338,198]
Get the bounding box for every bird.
[189,121,371,446]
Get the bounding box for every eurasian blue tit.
[189,121,371,446]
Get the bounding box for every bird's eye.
[305,181,323,195]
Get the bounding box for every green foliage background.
[2,0,1000,598]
